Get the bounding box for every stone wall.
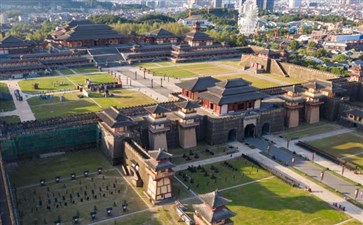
[280,62,338,81]
[239,55,269,70]
[259,109,285,135]
[321,98,343,121]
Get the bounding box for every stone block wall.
[280,62,338,81]
[259,109,285,135]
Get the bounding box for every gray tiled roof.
[97,107,135,128]
[0,35,31,48]
[175,76,219,92]
[147,29,177,39]
[303,79,345,94]
[144,104,170,114]
[199,190,231,208]
[347,109,363,118]
[193,203,235,223]
[145,159,175,171]
[174,101,200,109]
[198,78,269,105]
[184,31,213,42]
[148,149,173,160]
[54,24,125,41]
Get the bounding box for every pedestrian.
[360,191,363,198]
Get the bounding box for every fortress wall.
[239,55,269,70]
[280,62,339,81]
[270,59,287,77]
[205,116,242,145]
[321,98,343,121]
[123,140,149,183]
[259,109,285,134]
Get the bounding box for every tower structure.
[144,105,170,151]
[145,148,175,204]
[193,190,236,225]
[280,85,305,128]
[175,101,200,149]
[238,0,259,36]
[302,82,324,124]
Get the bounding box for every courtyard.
[9,150,148,225]
[177,158,357,225]
[136,59,305,89]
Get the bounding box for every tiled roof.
[97,107,135,128]
[174,101,200,109]
[0,35,32,48]
[175,76,219,92]
[54,24,125,41]
[303,79,345,94]
[148,149,173,160]
[147,29,177,39]
[193,203,235,223]
[184,31,213,42]
[198,78,269,105]
[144,104,170,114]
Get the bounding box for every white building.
[238,0,259,36]
[289,0,302,8]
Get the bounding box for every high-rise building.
[213,0,223,8]
[256,0,274,11]
[289,0,302,8]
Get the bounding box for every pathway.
[246,138,363,205]
[1,80,35,122]
[227,141,363,223]
[264,130,363,186]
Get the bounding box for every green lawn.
[58,69,74,75]
[340,219,363,225]
[278,121,342,140]
[67,73,116,85]
[28,93,101,120]
[0,82,15,112]
[308,132,363,168]
[177,158,271,194]
[19,77,75,94]
[89,88,156,109]
[72,66,98,74]
[224,177,350,225]
[15,169,147,225]
[170,142,237,165]
[150,67,196,78]
[9,149,112,187]
[27,89,155,120]
[0,115,21,124]
[215,73,280,89]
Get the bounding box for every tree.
[316,48,327,58]
[307,41,317,49]
[332,54,348,62]
[288,40,299,50]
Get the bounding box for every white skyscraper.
[238,0,259,36]
[289,0,302,8]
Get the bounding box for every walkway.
[246,137,363,205]
[174,142,260,171]
[0,80,35,122]
[227,141,363,223]
[264,130,363,186]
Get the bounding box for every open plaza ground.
[16,72,155,120]
[177,158,356,225]
[307,132,363,168]
[136,59,305,89]
[8,150,148,225]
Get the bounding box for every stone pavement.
[0,80,35,122]
[264,131,363,186]
[246,138,363,204]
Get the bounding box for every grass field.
[177,158,271,194]
[307,132,363,168]
[89,89,155,109]
[27,93,101,120]
[67,73,115,85]
[177,159,352,225]
[9,149,112,187]
[72,66,99,74]
[19,73,116,94]
[27,88,155,120]
[19,77,75,94]
[0,82,15,112]
[215,73,281,89]
[277,121,342,140]
[169,142,237,165]
[0,115,21,124]
[58,69,75,75]
[223,177,350,225]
